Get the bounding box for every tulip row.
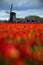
[0,23,43,65]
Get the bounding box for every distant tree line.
[0,15,43,23]
[16,16,43,23]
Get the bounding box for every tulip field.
[0,23,43,65]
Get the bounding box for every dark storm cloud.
[40,0,43,3]
[0,0,3,5]
[0,0,43,10]
[40,0,43,6]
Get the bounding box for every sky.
[0,0,43,20]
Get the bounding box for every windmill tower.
[6,3,16,23]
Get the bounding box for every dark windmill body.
[6,3,16,23]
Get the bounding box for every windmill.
[6,3,16,23]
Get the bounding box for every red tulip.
[1,42,20,61]
[13,59,26,65]
[34,48,43,61]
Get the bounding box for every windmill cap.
[10,12,16,14]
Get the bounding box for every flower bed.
[0,23,43,65]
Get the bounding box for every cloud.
[0,0,43,10]
[3,0,41,6]
[16,9,43,18]
[0,10,9,20]
[0,9,43,20]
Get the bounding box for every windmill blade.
[6,12,10,13]
[10,3,13,12]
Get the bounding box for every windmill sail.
[10,3,13,12]
[6,3,13,13]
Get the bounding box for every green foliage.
[16,15,43,22]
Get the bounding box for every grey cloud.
[0,0,42,6]
[0,0,43,10]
